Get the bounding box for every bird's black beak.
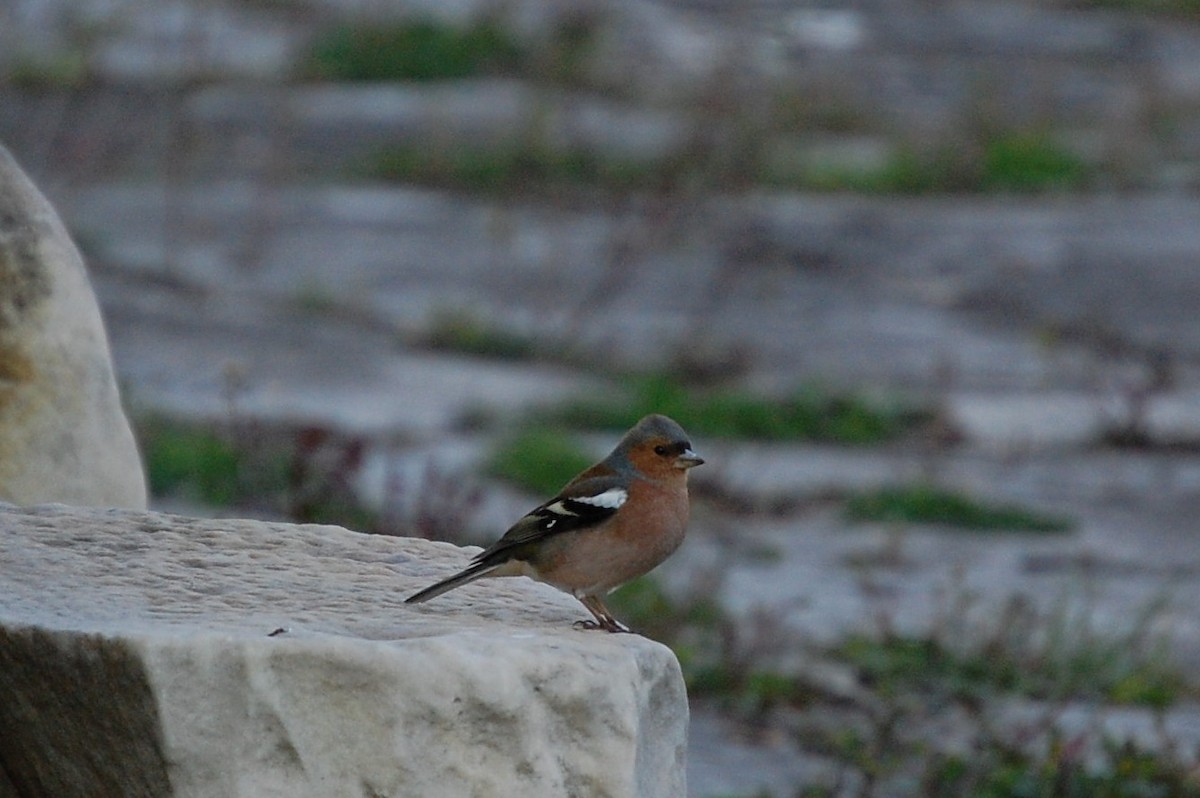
[675,448,705,469]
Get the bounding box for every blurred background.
[5,0,1200,795]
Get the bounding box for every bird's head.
[618,414,704,480]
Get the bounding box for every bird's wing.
[472,475,630,565]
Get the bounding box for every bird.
[405,414,704,632]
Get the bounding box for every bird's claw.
[573,619,634,634]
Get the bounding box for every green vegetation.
[302,16,1100,198]
[143,420,246,506]
[139,417,387,530]
[421,310,538,360]
[799,591,1196,796]
[608,576,724,640]
[364,123,1092,196]
[837,589,1187,708]
[771,133,1091,195]
[306,19,522,81]
[304,14,601,85]
[5,53,91,90]
[368,143,659,194]
[534,564,1196,798]
[686,664,819,716]
[844,483,1073,532]
[609,578,821,716]
[837,632,1184,706]
[606,576,751,698]
[917,736,1200,798]
[1077,0,1200,15]
[770,147,961,195]
[544,374,927,444]
[485,426,594,495]
[607,575,1184,718]
[980,132,1089,192]
[803,723,1200,798]
[290,283,342,316]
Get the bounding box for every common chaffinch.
[405,414,704,632]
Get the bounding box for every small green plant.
[1072,0,1200,15]
[981,132,1089,192]
[838,634,1019,699]
[143,421,244,506]
[685,661,822,718]
[544,374,928,444]
[764,133,1090,195]
[485,426,594,495]
[773,147,963,195]
[797,589,1195,796]
[421,310,537,360]
[290,283,341,316]
[921,735,1200,798]
[6,53,92,90]
[844,484,1073,532]
[305,18,523,82]
[138,417,487,540]
[836,620,1186,707]
[139,417,303,511]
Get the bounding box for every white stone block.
[0,504,688,798]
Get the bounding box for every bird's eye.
[654,445,668,456]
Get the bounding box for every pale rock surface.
[0,503,688,798]
[0,144,146,509]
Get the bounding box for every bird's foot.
[573,619,634,634]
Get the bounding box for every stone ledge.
[0,503,687,798]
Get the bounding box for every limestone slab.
[0,503,687,798]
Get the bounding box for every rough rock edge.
[0,503,688,798]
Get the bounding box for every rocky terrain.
[0,504,687,798]
[4,0,1200,795]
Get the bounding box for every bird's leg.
[574,595,633,633]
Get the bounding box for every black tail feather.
[404,561,499,604]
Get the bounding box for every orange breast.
[532,478,690,597]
